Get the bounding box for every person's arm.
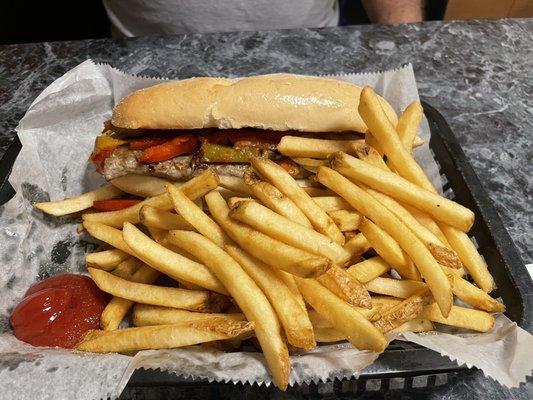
[361,0,424,24]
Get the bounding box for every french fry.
[243,171,312,228]
[229,200,349,265]
[313,327,346,342]
[122,222,228,294]
[308,308,381,326]
[343,233,371,260]
[219,175,253,196]
[301,187,334,197]
[226,245,316,349]
[251,157,344,245]
[347,256,391,284]
[317,265,372,309]
[371,295,403,311]
[329,152,475,232]
[77,319,255,353]
[421,303,494,332]
[89,268,230,312]
[295,278,387,352]
[34,184,123,216]
[389,318,434,334]
[405,205,451,247]
[205,191,331,278]
[277,136,365,158]
[165,229,290,390]
[373,288,431,333]
[312,196,352,212]
[83,170,219,227]
[110,174,168,197]
[101,263,160,330]
[227,196,254,208]
[396,102,423,153]
[365,277,426,299]
[359,218,420,280]
[277,271,307,312]
[85,248,130,271]
[291,157,328,173]
[83,221,135,256]
[365,189,462,269]
[351,142,389,171]
[166,183,231,247]
[438,223,496,293]
[359,87,436,193]
[133,304,245,326]
[450,275,504,313]
[327,210,362,232]
[139,205,194,231]
[110,257,143,279]
[317,167,452,316]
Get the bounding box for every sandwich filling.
[91,122,308,181]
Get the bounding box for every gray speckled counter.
[0,18,531,399]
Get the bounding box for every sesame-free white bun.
[112,74,398,133]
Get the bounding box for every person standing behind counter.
[103,0,424,37]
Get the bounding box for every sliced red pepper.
[92,199,141,212]
[140,134,199,163]
[129,137,170,150]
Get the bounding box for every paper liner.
[0,60,530,400]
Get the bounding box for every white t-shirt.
[103,0,339,37]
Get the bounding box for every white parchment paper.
[0,60,531,400]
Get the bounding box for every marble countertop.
[0,18,531,399]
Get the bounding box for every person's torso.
[103,0,339,36]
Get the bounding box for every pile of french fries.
[35,87,504,390]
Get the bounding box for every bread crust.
[112,74,397,133]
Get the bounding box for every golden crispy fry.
[438,223,496,293]
[347,256,391,284]
[317,265,372,309]
[219,175,253,196]
[277,136,365,158]
[111,257,143,279]
[165,229,290,390]
[89,268,230,312]
[277,271,307,312]
[371,296,403,311]
[327,210,362,232]
[110,174,168,197]
[365,189,462,269]
[351,142,389,171]
[34,184,123,216]
[421,303,494,332]
[450,275,504,313]
[166,183,230,247]
[313,327,346,342]
[139,205,194,231]
[83,170,219,227]
[133,304,245,326]
[101,264,160,330]
[365,277,426,299]
[227,197,254,208]
[312,196,352,212]
[243,171,312,228]
[404,205,451,247]
[329,152,474,232]
[205,191,331,278]
[291,157,328,173]
[295,277,387,352]
[359,87,436,194]
[77,223,85,233]
[343,233,371,260]
[317,167,452,317]
[226,245,316,349]
[301,187,334,197]
[229,200,349,265]
[77,319,255,353]
[251,157,344,245]
[308,304,381,325]
[373,288,431,333]
[122,222,227,294]
[83,221,135,255]
[389,318,434,334]
[359,218,420,280]
[85,248,130,271]
[397,102,423,153]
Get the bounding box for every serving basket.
[0,101,530,397]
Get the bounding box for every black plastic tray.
[0,101,531,392]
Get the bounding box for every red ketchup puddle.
[10,274,109,348]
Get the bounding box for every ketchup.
[10,274,109,348]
